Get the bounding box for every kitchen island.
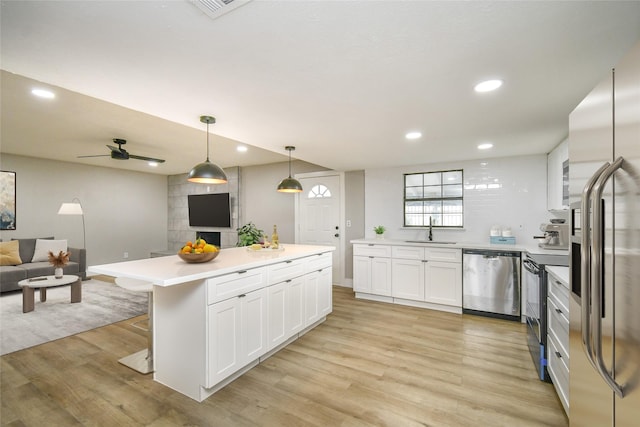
[89,244,334,402]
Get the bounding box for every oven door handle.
[580,162,610,369]
[590,157,625,398]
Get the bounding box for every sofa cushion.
[11,237,53,263]
[0,240,22,266]
[32,239,67,263]
[0,265,28,283]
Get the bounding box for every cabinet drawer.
[547,334,569,414]
[268,258,306,284]
[305,252,332,273]
[353,244,391,257]
[425,248,461,263]
[548,296,569,356]
[207,267,267,305]
[548,272,569,314]
[391,246,424,260]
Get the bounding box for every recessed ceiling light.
[478,143,494,150]
[148,161,159,167]
[474,79,503,93]
[237,146,248,152]
[31,88,55,99]
[405,131,422,140]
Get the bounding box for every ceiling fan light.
[277,177,303,193]
[187,160,228,184]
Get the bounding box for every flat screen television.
[188,193,231,228]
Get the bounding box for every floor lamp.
[57,198,86,249]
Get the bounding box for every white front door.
[296,173,343,284]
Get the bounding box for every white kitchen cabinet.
[546,266,570,415]
[391,246,462,307]
[317,266,332,317]
[547,139,569,211]
[353,244,392,296]
[206,287,267,387]
[266,276,305,351]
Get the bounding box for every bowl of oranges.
[178,238,220,263]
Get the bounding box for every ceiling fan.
[78,138,166,163]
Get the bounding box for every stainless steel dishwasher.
[462,249,521,321]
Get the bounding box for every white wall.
[364,154,550,245]
[0,154,168,266]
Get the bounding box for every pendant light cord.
[288,148,292,178]
[206,122,210,162]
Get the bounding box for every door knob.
[334,233,339,237]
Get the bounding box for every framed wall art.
[0,171,16,230]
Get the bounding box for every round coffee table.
[18,275,81,313]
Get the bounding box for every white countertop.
[89,244,335,287]
[350,238,569,257]
[546,265,570,286]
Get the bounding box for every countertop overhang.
[88,244,335,287]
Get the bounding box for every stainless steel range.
[524,251,568,381]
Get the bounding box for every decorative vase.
[375,233,384,239]
[54,267,63,279]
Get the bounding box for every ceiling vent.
[190,0,252,21]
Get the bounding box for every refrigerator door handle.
[591,156,625,398]
[580,162,611,368]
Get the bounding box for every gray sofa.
[0,237,87,293]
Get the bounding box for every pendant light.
[187,115,228,184]
[277,146,303,193]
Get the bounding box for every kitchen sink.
[404,240,457,244]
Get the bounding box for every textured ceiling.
[1,1,639,175]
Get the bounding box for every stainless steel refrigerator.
[568,41,640,426]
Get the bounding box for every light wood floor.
[1,286,568,426]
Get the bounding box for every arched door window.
[308,184,331,198]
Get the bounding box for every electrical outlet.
[346,219,352,227]
[123,252,129,259]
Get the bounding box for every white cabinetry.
[391,246,462,308]
[353,244,392,296]
[206,287,267,387]
[547,139,569,211]
[546,266,570,415]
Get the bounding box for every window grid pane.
[404,170,463,228]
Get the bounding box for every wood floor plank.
[1,285,568,426]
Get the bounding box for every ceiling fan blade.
[128,154,166,163]
[77,154,110,158]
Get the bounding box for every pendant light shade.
[187,116,228,184]
[277,146,303,193]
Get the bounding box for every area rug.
[0,278,147,355]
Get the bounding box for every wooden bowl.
[177,251,219,263]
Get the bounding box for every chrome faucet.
[428,216,433,241]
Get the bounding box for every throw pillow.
[0,240,22,266]
[31,239,68,263]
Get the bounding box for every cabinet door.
[425,261,462,307]
[371,257,392,296]
[392,258,425,301]
[207,297,241,387]
[353,256,372,292]
[317,266,333,317]
[286,277,306,336]
[267,282,287,351]
[304,271,320,326]
[241,288,267,362]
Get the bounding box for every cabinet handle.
[239,294,246,298]
[422,260,428,263]
[555,308,563,314]
[285,260,293,264]
[238,270,247,274]
[555,351,562,359]
[286,279,291,283]
[369,256,374,259]
[368,244,374,246]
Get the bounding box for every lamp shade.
[277,145,303,193]
[187,160,228,184]
[188,115,228,184]
[58,202,83,215]
[277,177,303,193]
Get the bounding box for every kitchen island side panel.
[153,279,207,401]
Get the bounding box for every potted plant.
[236,222,264,247]
[373,225,386,239]
[48,250,70,278]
